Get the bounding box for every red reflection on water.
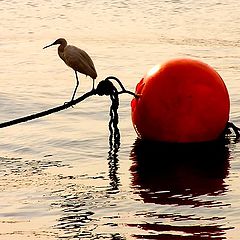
[129,138,232,239]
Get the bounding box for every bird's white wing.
[64,45,97,79]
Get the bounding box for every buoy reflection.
[129,138,233,239]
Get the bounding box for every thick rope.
[225,122,240,139]
[108,87,120,191]
[0,76,137,129]
[0,76,239,142]
[0,90,94,129]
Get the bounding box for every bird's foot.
[64,100,75,108]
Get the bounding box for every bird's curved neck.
[58,40,67,53]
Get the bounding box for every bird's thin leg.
[71,71,80,101]
[92,79,95,90]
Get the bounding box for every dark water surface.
[0,0,240,239]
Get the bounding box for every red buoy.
[131,58,230,143]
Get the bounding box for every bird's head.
[43,38,67,49]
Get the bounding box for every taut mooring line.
[0,76,137,129]
[0,90,95,129]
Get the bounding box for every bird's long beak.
[43,43,54,49]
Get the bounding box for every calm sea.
[0,0,240,239]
